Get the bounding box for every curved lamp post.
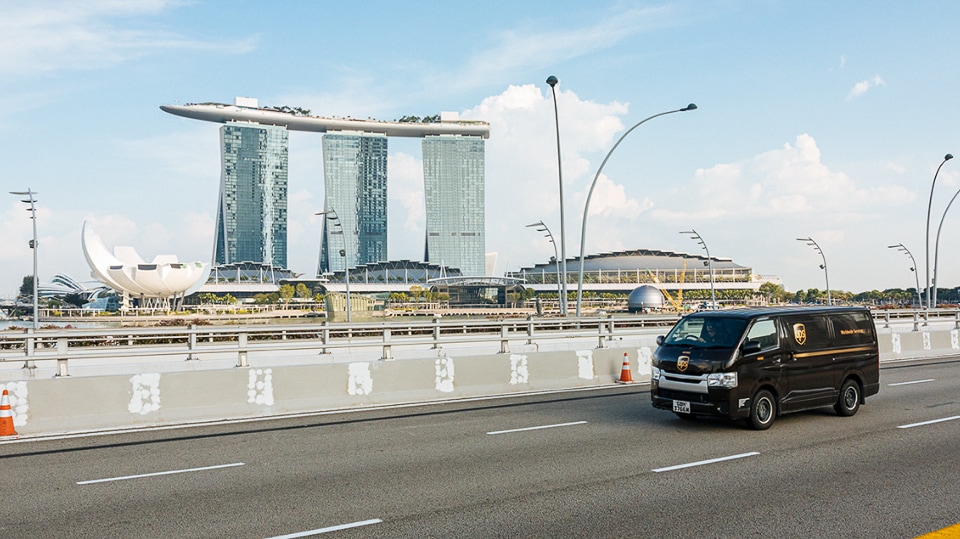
[546,76,568,316]
[888,243,921,307]
[681,229,716,310]
[316,209,351,322]
[574,103,698,316]
[932,182,960,308]
[924,153,953,309]
[797,237,831,305]
[10,189,39,330]
[527,221,562,311]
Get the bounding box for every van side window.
[745,319,778,350]
[783,315,831,350]
[830,312,875,346]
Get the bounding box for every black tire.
[747,389,776,430]
[834,378,861,416]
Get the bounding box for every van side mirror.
[656,335,664,345]
[742,341,762,355]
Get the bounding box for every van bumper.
[650,386,749,420]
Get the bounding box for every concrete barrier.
[1,329,956,438]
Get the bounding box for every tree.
[278,284,295,304]
[758,282,788,304]
[19,275,33,297]
[295,283,311,300]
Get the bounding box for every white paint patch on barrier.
[435,356,455,393]
[636,347,653,376]
[348,363,373,396]
[952,329,959,350]
[576,350,594,380]
[1,382,28,427]
[247,368,274,406]
[128,373,161,415]
[923,332,931,350]
[509,354,529,385]
[892,333,902,354]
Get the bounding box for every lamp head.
[946,154,954,161]
[546,76,558,87]
[682,103,698,111]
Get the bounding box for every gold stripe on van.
[794,346,876,359]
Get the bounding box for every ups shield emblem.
[677,353,690,372]
[793,323,807,346]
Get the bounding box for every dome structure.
[81,221,210,308]
[627,285,664,312]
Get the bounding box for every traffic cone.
[617,353,635,384]
[0,389,18,439]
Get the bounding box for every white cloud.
[847,75,885,100]
[0,1,256,77]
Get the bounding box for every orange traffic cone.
[617,353,635,384]
[0,389,18,438]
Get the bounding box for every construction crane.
[647,260,686,311]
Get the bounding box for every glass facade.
[422,135,486,276]
[214,122,289,267]
[319,132,388,274]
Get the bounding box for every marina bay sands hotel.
[161,97,490,277]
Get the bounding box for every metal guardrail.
[0,314,684,376]
[2,310,960,377]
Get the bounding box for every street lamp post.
[932,181,960,309]
[924,153,953,309]
[316,210,351,322]
[526,221,562,311]
[680,229,715,310]
[574,103,698,316]
[545,76,568,316]
[797,237,831,305]
[10,189,39,330]
[888,243,921,307]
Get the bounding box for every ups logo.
[677,353,690,372]
[793,323,807,346]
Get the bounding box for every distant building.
[215,120,289,267]
[423,134,486,276]
[319,132,388,274]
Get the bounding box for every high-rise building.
[214,121,289,267]
[422,135,485,276]
[319,132,388,274]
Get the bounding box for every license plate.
[672,400,691,414]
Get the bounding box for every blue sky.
[2,1,960,297]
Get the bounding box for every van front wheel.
[834,379,861,417]
[747,390,776,430]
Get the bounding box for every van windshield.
[662,316,748,348]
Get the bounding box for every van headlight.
[652,367,661,380]
[707,372,738,388]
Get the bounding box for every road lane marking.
[888,379,935,386]
[898,416,960,429]
[265,519,383,538]
[915,521,960,538]
[652,452,760,473]
[487,421,588,435]
[77,462,245,485]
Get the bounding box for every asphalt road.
[1,357,958,538]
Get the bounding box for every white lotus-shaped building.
[81,221,210,308]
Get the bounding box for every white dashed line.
[888,379,935,386]
[265,518,383,538]
[77,462,245,485]
[487,421,588,435]
[652,452,760,473]
[898,416,960,429]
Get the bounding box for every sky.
[2,0,960,299]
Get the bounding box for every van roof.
[686,306,871,321]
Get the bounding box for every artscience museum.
[81,221,210,309]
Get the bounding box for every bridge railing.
[2,310,959,377]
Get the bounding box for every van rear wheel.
[747,389,776,430]
[834,378,861,416]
